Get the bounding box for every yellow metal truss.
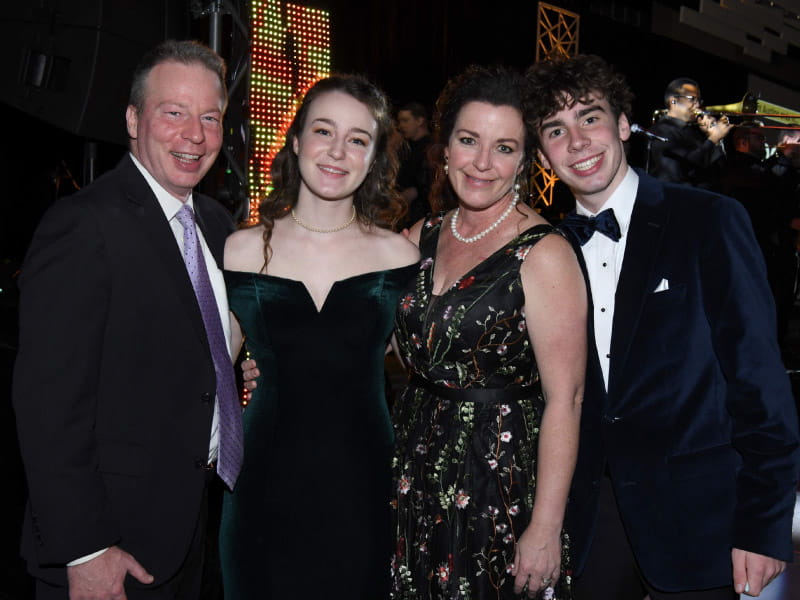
[532,3,580,208]
[536,2,580,62]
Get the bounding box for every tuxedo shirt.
[574,167,638,389]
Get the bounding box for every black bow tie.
[561,208,621,245]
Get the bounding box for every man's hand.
[697,114,732,144]
[241,358,260,401]
[732,548,785,596]
[67,546,153,600]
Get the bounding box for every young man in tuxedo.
[13,40,242,600]
[526,54,799,600]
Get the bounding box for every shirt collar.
[575,166,638,239]
[129,153,194,221]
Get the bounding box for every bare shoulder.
[364,226,421,268]
[520,228,580,281]
[224,225,265,271]
[406,217,427,247]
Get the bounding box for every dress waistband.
[409,373,534,403]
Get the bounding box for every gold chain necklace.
[290,206,356,233]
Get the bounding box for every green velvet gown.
[219,264,417,599]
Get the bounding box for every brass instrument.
[704,95,800,127]
[693,109,731,128]
[652,93,800,129]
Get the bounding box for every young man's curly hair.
[525,54,634,149]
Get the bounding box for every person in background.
[13,39,241,600]
[527,54,799,600]
[396,101,433,227]
[765,128,800,355]
[719,127,770,253]
[649,77,731,190]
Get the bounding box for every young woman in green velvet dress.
[220,75,419,599]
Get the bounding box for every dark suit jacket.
[564,169,800,592]
[13,155,234,586]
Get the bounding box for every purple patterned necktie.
[176,203,243,489]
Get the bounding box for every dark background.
[4,0,794,265]
[2,1,798,598]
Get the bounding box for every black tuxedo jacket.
[564,170,800,592]
[13,155,234,586]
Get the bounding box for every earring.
[444,157,449,175]
[671,99,676,105]
[513,182,520,203]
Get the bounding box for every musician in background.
[764,129,800,355]
[766,129,800,191]
[650,77,732,190]
[720,127,769,249]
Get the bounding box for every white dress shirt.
[574,167,638,391]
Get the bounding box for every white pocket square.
[653,278,669,293]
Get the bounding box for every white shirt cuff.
[67,547,109,566]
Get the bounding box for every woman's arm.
[512,232,588,597]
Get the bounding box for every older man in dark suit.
[527,55,799,600]
[13,40,242,600]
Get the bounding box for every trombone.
[652,93,800,129]
[704,96,800,128]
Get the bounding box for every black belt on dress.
[409,373,534,403]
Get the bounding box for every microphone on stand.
[630,123,668,143]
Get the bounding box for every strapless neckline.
[224,263,418,314]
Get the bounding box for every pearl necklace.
[450,194,518,243]
[291,207,356,233]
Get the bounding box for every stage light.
[247,0,331,222]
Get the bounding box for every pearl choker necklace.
[291,207,356,233]
[450,195,518,243]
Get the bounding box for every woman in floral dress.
[390,66,588,599]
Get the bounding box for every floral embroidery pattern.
[391,215,571,599]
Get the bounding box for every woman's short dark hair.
[257,74,403,268]
[429,65,534,212]
[525,54,634,150]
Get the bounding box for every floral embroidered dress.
[391,214,571,600]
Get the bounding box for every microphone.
[630,123,668,142]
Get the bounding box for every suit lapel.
[118,156,211,354]
[608,172,670,397]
